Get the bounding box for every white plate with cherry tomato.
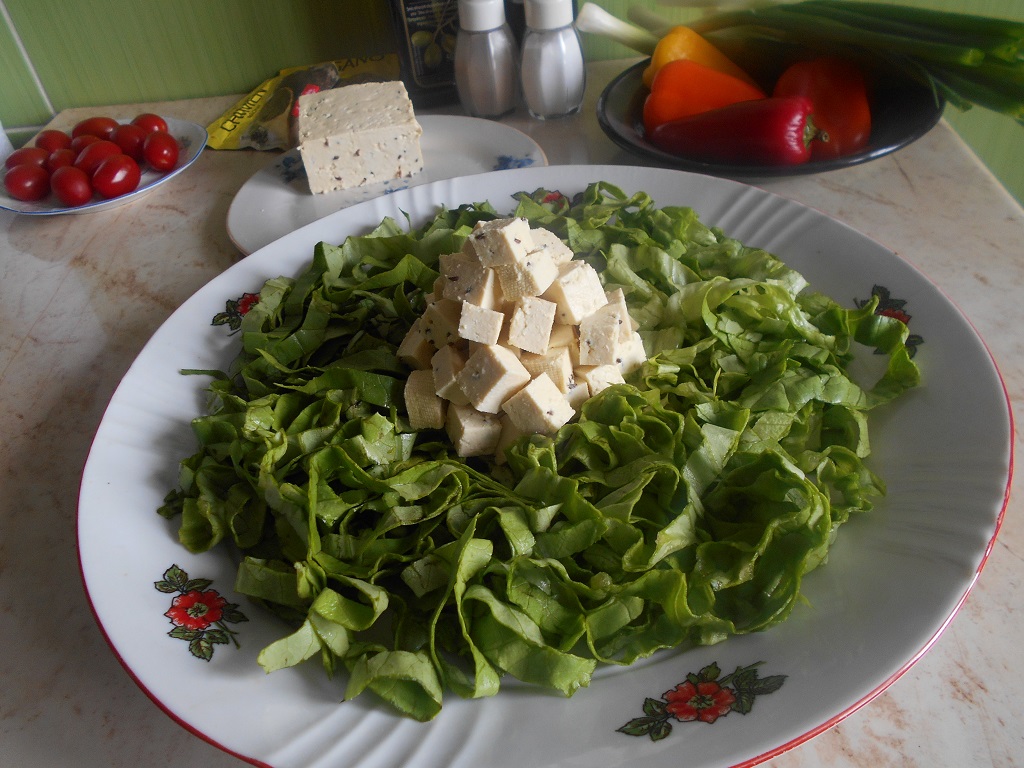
[1,113,207,215]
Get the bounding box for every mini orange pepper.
[642,59,767,135]
[642,26,759,89]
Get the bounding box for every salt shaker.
[520,0,585,120]
[455,0,519,118]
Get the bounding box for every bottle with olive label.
[388,0,460,107]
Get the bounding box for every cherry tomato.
[34,129,72,154]
[142,131,179,171]
[70,134,101,154]
[74,140,122,176]
[51,165,93,207]
[3,164,50,201]
[72,116,119,141]
[46,148,77,173]
[92,154,141,199]
[131,113,168,134]
[112,123,148,162]
[5,146,50,170]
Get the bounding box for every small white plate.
[226,114,548,254]
[0,117,207,215]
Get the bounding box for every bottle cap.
[458,0,507,31]
[524,0,574,30]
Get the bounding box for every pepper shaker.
[455,0,519,118]
[520,0,585,120]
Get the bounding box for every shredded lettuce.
[159,182,919,719]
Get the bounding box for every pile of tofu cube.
[399,216,647,461]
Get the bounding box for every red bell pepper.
[647,96,823,166]
[642,59,767,135]
[773,57,871,160]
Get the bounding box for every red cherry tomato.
[72,116,119,141]
[46,148,77,173]
[112,123,148,162]
[70,134,101,153]
[131,113,168,134]
[92,154,141,198]
[5,146,50,170]
[34,129,72,154]
[74,140,122,176]
[3,163,50,201]
[142,131,180,171]
[51,165,93,207]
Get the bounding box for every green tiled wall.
[2,0,1021,201]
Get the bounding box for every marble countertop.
[1,60,1020,767]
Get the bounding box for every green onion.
[575,3,659,56]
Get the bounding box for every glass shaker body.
[455,24,519,118]
[520,18,585,119]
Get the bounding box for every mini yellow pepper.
[641,26,759,89]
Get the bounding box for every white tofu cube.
[439,253,502,308]
[446,404,503,457]
[520,346,574,393]
[494,248,558,301]
[456,344,531,413]
[502,374,575,435]
[542,261,608,325]
[617,331,647,374]
[575,364,625,395]
[421,299,463,348]
[469,217,534,267]
[431,344,470,405]
[565,380,591,411]
[495,415,528,465]
[458,302,504,345]
[602,288,638,342]
[530,227,574,265]
[405,369,446,430]
[507,296,556,354]
[578,311,620,366]
[397,318,435,370]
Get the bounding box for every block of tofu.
[421,299,463,348]
[578,310,620,366]
[439,253,502,308]
[547,323,579,364]
[616,331,647,374]
[458,302,504,345]
[456,344,531,413]
[502,373,575,435]
[575,363,625,395]
[431,344,470,405]
[397,318,435,370]
[405,369,446,430]
[602,288,638,342]
[469,218,534,267]
[529,227,574,265]
[494,248,558,301]
[495,415,528,465]
[507,296,556,354]
[542,261,608,325]
[446,404,503,457]
[565,380,591,411]
[520,346,574,392]
[296,81,423,194]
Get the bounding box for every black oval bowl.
[597,57,945,179]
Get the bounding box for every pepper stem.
[804,114,829,148]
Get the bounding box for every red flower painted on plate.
[618,662,786,741]
[236,291,260,315]
[664,680,738,723]
[878,307,911,324]
[165,589,228,631]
